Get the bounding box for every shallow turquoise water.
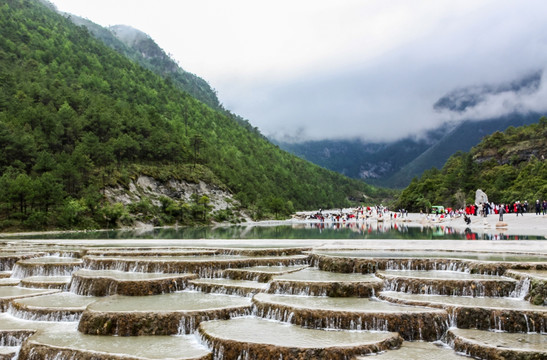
[13,223,546,240]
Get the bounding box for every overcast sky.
[50,0,547,142]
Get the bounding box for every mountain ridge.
[0,0,390,231]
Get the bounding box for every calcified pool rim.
[0,238,545,359]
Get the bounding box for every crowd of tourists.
[303,200,546,224]
[463,200,547,218]
[305,205,407,222]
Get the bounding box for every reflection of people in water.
[463,214,471,225]
[303,216,531,240]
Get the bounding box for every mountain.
[65,18,222,111]
[273,130,442,183]
[394,117,547,212]
[276,71,545,188]
[382,112,542,188]
[0,0,391,231]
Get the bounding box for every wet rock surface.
[223,265,309,282]
[78,292,252,335]
[83,254,310,277]
[311,252,547,275]
[0,346,18,360]
[70,269,197,296]
[199,317,402,360]
[17,323,212,360]
[20,276,71,290]
[0,241,545,359]
[447,328,547,360]
[188,278,269,296]
[378,291,547,333]
[354,341,469,359]
[0,287,59,312]
[377,270,518,297]
[268,268,383,297]
[11,257,82,278]
[253,293,448,341]
[8,292,100,322]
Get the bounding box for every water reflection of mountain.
[14,223,544,240]
[301,221,541,240]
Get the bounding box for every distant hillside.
[383,113,542,188]
[274,133,439,183]
[394,118,547,211]
[0,0,391,231]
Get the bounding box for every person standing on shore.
[516,201,523,216]
[536,200,542,215]
[499,204,505,221]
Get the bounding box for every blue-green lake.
[13,223,546,240]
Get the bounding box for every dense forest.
[0,0,392,231]
[394,118,547,212]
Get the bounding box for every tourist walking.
[536,200,541,215]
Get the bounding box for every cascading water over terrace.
[0,239,544,360]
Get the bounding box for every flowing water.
[11,223,547,240]
[379,291,547,310]
[0,233,545,359]
[22,322,210,359]
[272,268,379,282]
[86,292,251,312]
[200,316,398,347]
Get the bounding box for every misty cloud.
[214,1,547,143]
[437,69,547,124]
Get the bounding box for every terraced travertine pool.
[0,239,545,360]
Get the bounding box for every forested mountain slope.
[394,118,547,211]
[67,18,222,111]
[0,0,390,230]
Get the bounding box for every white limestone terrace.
[1,238,545,255]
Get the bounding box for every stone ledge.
[252,294,447,341]
[376,271,517,297]
[446,328,547,360]
[199,317,402,360]
[268,280,383,297]
[83,255,310,278]
[70,270,197,296]
[378,292,547,333]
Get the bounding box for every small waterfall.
[0,332,31,347]
[177,308,252,335]
[7,303,82,322]
[10,264,80,279]
[177,316,197,335]
[510,277,531,299]
[447,309,458,328]
[493,312,504,332]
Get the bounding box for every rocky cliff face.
[105,175,236,213]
